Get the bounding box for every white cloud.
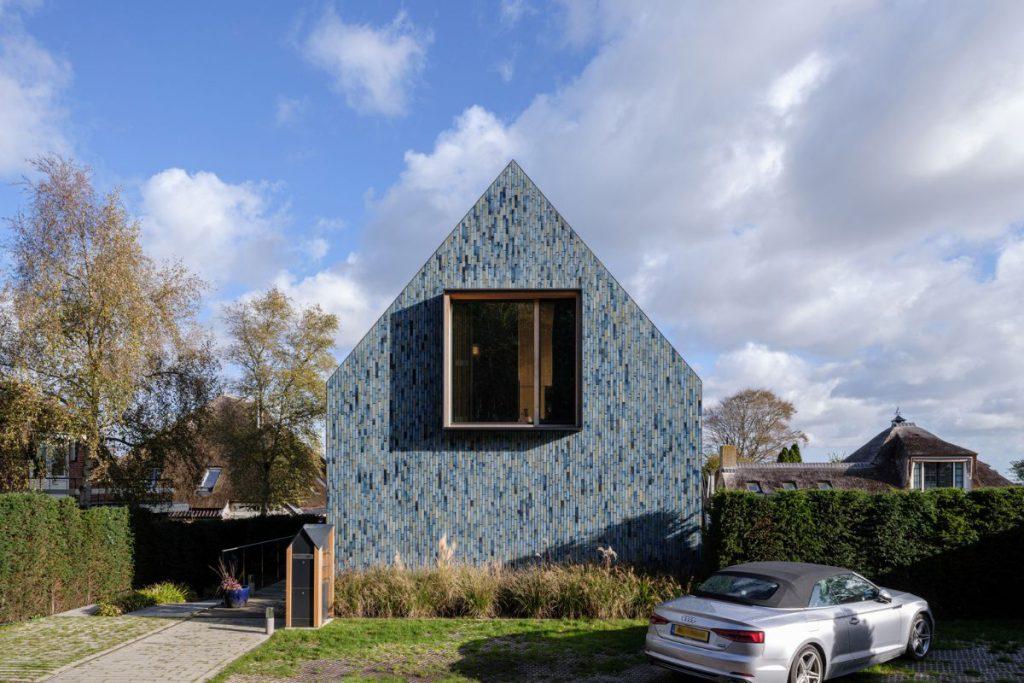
[357,105,516,291]
[767,51,831,117]
[274,95,308,126]
[500,0,532,27]
[302,9,429,117]
[496,56,515,82]
[303,237,329,260]
[140,169,290,287]
[0,24,70,176]
[338,0,1024,474]
[269,263,384,351]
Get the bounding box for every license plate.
[670,624,710,642]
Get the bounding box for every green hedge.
[705,487,1024,616]
[0,493,133,623]
[130,509,319,596]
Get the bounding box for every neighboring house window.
[809,574,879,607]
[198,467,222,493]
[745,482,763,493]
[816,481,833,490]
[68,442,78,462]
[911,461,968,490]
[49,448,67,477]
[443,291,580,428]
[781,482,798,490]
[147,468,162,492]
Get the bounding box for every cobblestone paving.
[48,615,270,682]
[867,645,1024,682]
[45,584,282,683]
[0,615,165,682]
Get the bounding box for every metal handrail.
[219,535,292,591]
[220,535,292,553]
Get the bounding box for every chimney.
[719,444,737,469]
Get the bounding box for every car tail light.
[712,628,765,644]
[649,613,670,625]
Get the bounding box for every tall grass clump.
[334,566,416,617]
[94,581,194,616]
[335,540,684,619]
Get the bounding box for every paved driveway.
[46,584,283,683]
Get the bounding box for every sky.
[1,0,1022,475]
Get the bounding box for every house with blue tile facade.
[327,161,702,569]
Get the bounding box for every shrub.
[138,582,194,604]
[93,581,194,617]
[335,563,683,619]
[94,602,123,616]
[705,487,1024,617]
[0,493,132,623]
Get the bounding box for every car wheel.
[789,644,824,683]
[905,612,932,660]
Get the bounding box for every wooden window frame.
[442,289,581,430]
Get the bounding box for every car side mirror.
[876,589,892,603]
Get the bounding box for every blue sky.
[0,0,593,298]
[2,0,1023,474]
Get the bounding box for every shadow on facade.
[508,511,701,573]
[388,296,565,453]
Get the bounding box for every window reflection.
[448,294,578,426]
[539,299,576,425]
[451,301,534,423]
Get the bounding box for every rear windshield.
[696,573,779,603]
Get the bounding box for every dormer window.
[198,467,222,493]
[781,481,798,490]
[443,291,580,429]
[816,481,833,490]
[745,482,763,493]
[911,461,968,490]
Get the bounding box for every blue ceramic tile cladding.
[327,162,702,569]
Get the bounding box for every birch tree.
[220,288,336,513]
[2,156,216,504]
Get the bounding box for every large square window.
[443,291,580,429]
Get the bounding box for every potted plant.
[214,559,250,608]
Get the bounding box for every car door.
[835,575,905,664]
[807,575,861,676]
[807,573,906,674]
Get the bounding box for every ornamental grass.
[334,540,683,619]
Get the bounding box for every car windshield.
[696,573,779,603]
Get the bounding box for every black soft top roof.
[708,562,856,608]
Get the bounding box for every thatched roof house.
[715,413,1013,494]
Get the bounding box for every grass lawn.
[216,618,1024,683]
[0,615,166,681]
[214,618,660,682]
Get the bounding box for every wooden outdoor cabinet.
[284,524,335,628]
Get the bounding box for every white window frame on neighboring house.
[198,467,222,494]
[910,459,971,491]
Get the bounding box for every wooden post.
[285,544,292,628]
[328,528,335,619]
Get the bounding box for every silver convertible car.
[645,562,932,682]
